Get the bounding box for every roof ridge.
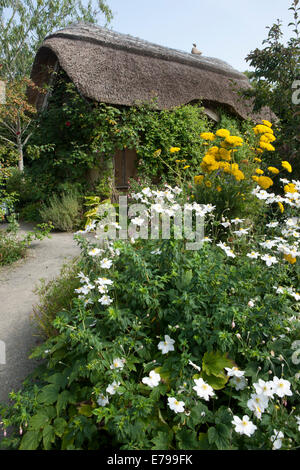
[45,23,246,80]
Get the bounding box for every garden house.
[28,23,273,191]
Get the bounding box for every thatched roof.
[29,23,274,121]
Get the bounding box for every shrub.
[31,258,81,338]
[0,179,299,450]
[0,216,53,266]
[39,192,82,232]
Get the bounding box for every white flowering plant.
[0,181,299,451]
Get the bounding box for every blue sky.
[106,0,294,72]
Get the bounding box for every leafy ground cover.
[0,122,299,450]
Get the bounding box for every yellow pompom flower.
[254,124,274,135]
[254,157,262,163]
[262,120,272,128]
[260,142,275,151]
[232,169,245,181]
[216,185,222,192]
[205,180,212,188]
[255,149,263,155]
[278,202,284,213]
[255,168,264,175]
[207,146,219,155]
[264,133,276,143]
[267,166,279,174]
[218,161,231,172]
[284,183,297,194]
[284,254,297,264]
[256,176,274,189]
[170,147,181,153]
[215,129,231,138]
[281,161,292,173]
[252,175,259,183]
[200,132,215,141]
[194,175,204,184]
[225,136,243,146]
[201,154,220,172]
[218,148,232,161]
[183,165,190,170]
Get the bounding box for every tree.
[0,0,113,80]
[243,0,300,173]
[0,77,46,171]
[0,0,113,171]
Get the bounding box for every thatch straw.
[28,23,275,121]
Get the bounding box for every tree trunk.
[17,141,24,172]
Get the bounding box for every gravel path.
[0,223,80,405]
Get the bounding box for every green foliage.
[25,71,211,198]
[32,258,81,338]
[0,215,53,265]
[39,192,82,232]
[0,0,113,80]
[0,222,299,449]
[243,0,300,176]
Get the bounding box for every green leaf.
[19,430,42,450]
[46,373,67,390]
[151,430,173,450]
[200,371,228,390]
[78,404,93,417]
[37,384,60,405]
[214,406,233,426]
[57,390,74,415]
[43,424,56,450]
[53,417,67,437]
[198,432,210,450]
[176,429,199,450]
[202,351,235,378]
[189,403,213,426]
[207,424,231,450]
[29,413,50,431]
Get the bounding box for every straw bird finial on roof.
[191,43,202,55]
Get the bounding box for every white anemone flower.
[131,217,145,226]
[232,416,257,437]
[247,394,269,418]
[142,370,161,388]
[97,394,109,407]
[193,378,215,401]
[233,228,249,236]
[158,335,175,354]
[253,379,274,398]
[271,430,284,450]
[98,295,113,305]
[230,375,248,391]
[247,251,260,259]
[95,277,114,286]
[100,258,113,269]
[271,377,293,398]
[188,360,201,372]
[88,248,103,257]
[110,358,125,370]
[167,397,185,413]
[261,254,278,266]
[106,381,121,395]
[225,367,244,378]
